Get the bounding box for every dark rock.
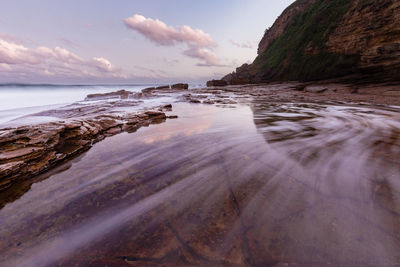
[206,80,228,87]
[142,87,156,93]
[305,86,328,93]
[230,78,250,85]
[85,90,131,100]
[145,111,167,119]
[171,83,189,90]
[292,84,307,91]
[156,85,170,90]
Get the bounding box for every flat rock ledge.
[0,107,172,192]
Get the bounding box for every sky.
[0,0,295,84]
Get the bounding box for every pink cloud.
[124,14,215,47]
[183,48,219,66]
[0,36,128,81]
[124,14,221,66]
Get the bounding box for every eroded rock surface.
[1,82,399,204]
[0,106,170,193]
[1,101,399,266]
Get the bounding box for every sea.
[0,83,201,125]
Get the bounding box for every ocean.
[0,84,174,125]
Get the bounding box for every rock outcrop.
[85,90,132,100]
[156,85,170,90]
[0,108,170,193]
[171,83,189,90]
[223,0,400,84]
[206,80,228,87]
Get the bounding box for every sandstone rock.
[0,107,171,192]
[0,147,44,161]
[382,90,400,97]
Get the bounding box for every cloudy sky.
[0,0,294,84]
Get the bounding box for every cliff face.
[326,0,400,81]
[224,0,400,84]
[257,0,317,55]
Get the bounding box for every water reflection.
[0,102,399,266]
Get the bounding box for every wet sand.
[0,83,400,266]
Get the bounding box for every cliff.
[223,0,400,84]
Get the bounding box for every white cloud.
[0,35,129,82]
[91,57,115,72]
[53,47,83,63]
[0,39,39,65]
[124,14,222,66]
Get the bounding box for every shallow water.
[0,101,400,266]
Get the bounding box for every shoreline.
[1,82,399,204]
[0,103,173,196]
[1,83,400,265]
[202,81,400,106]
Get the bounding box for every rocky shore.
[204,81,400,106]
[1,81,399,205]
[0,83,193,192]
[0,81,400,265]
[0,110,172,191]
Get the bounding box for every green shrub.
[253,0,358,81]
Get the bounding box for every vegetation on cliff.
[223,0,400,83]
[253,0,357,81]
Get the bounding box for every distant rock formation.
[223,0,400,84]
[171,83,189,90]
[156,85,170,90]
[206,80,228,87]
[85,89,132,100]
